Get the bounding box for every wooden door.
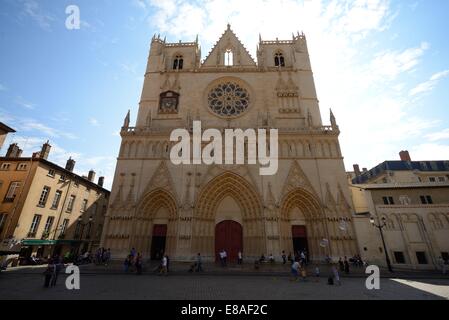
[215,221,243,263]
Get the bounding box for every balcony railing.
[27,231,37,238]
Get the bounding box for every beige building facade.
[0,122,15,150]
[0,142,110,265]
[350,155,449,270]
[101,26,358,262]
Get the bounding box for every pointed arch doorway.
[215,220,243,263]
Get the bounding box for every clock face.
[160,97,178,112]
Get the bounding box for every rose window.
[207,82,250,117]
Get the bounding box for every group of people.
[94,248,111,266]
[348,254,365,268]
[123,248,144,274]
[338,257,352,274]
[43,255,65,288]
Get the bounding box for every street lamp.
[370,216,393,272]
[77,216,94,239]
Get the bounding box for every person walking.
[104,248,111,266]
[51,255,63,287]
[438,256,447,275]
[344,256,350,274]
[237,251,243,265]
[160,255,168,276]
[300,267,307,282]
[196,253,203,272]
[282,251,287,265]
[219,250,225,267]
[338,257,344,272]
[332,265,341,286]
[43,259,55,288]
[291,260,300,281]
[124,255,131,273]
[223,250,227,267]
[314,265,320,282]
[135,253,143,275]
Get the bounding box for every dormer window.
[274,51,285,67]
[224,49,233,66]
[173,55,184,70]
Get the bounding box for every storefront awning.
[20,239,87,246]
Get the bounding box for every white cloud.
[89,117,100,127]
[425,128,449,142]
[410,143,449,161]
[15,96,36,109]
[0,110,78,141]
[369,42,429,80]
[120,62,139,75]
[409,69,449,96]
[1,133,115,189]
[144,0,444,169]
[21,0,55,31]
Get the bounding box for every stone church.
[100,25,358,262]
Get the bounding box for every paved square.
[1,267,448,300]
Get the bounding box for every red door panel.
[153,224,167,237]
[292,225,307,238]
[215,221,243,263]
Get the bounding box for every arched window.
[225,49,233,66]
[274,51,285,67]
[173,55,183,70]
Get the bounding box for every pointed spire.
[227,23,231,30]
[330,108,337,128]
[123,110,130,129]
[163,36,166,42]
[259,33,262,43]
[195,34,198,44]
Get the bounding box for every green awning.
[20,239,87,246]
[21,239,56,246]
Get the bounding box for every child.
[314,266,320,282]
[291,260,300,281]
[301,268,307,282]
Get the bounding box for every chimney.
[16,148,23,157]
[98,176,105,187]
[353,164,361,176]
[362,168,368,173]
[40,140,51,160]
[32,152,41,159]
[6,143,20,158]
[65,157,76,172]
[399,150,411,162]
[88,170,96,182]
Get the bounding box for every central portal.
[292,225,308,257]
[215,220,243,263]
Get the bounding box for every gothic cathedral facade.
[101,25,359,262]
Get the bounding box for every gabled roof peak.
[202,25,256,67]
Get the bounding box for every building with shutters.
[0,141,109,266]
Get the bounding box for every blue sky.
[0,0,449,189]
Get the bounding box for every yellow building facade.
[0,142,110,265]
